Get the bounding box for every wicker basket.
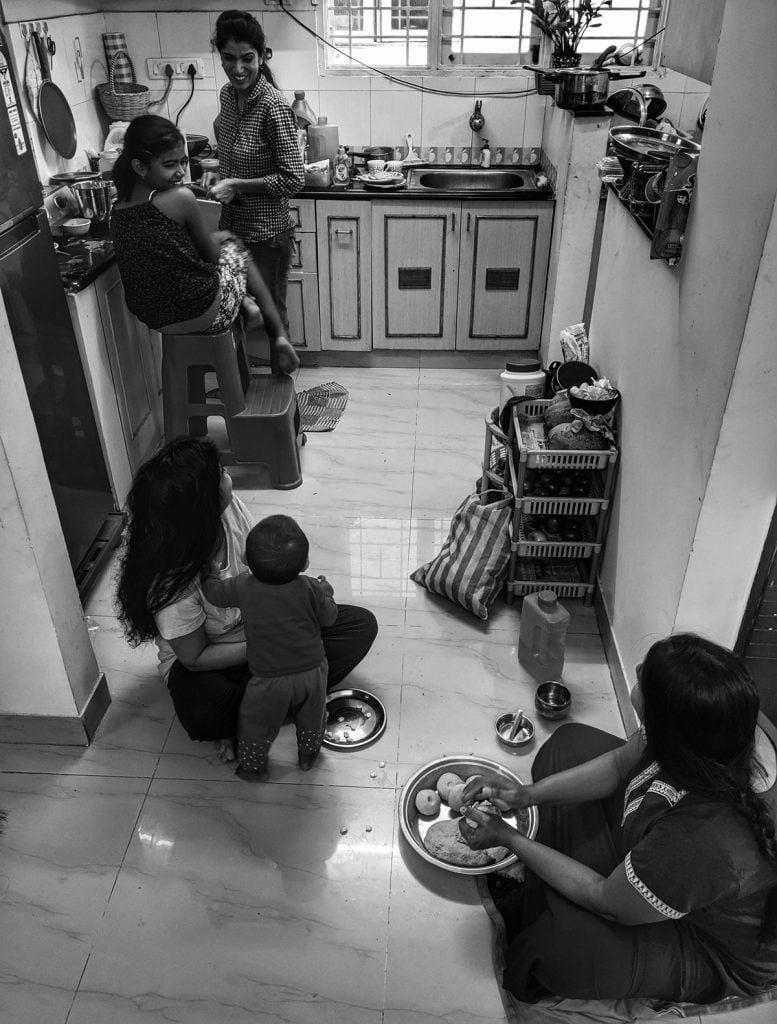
[97,51,150,121]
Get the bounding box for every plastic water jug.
[518,590,570,682]
[307,117,339,170]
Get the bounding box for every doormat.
[297,382,350,431]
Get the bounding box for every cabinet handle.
[451,212,456,232]
[467,212,471,232]
[334,228,354,236]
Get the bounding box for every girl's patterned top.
[217,75,304,243]
[111,199,219,329]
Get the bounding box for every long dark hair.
[116,437,223,645]
[641,633,777,943]
[112,114,185,202]
[212,9,277,88]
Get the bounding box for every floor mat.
[297,382,350,431]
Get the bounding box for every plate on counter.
[358,172,406,185]
[399,754,538,876]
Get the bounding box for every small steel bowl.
[535,681,572,720]
[495,712,535,748]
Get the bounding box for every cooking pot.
[606,85,666,126]
[544,67,646,110]
[71,179,113,222]
[348,145,394,166]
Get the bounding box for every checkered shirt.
[217,76,304,242]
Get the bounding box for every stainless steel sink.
[408,168,530,191]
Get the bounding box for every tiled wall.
[3,6,710,183]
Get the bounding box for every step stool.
[161,323,302,489]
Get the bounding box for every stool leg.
[187,364,209,437]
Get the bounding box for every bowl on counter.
[534,681,572,720]
[62,218,91,237]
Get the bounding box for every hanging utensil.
[612,26,666,66]
[591,45,617,69]
[31,29,77,159]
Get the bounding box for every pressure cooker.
[524,46,646,111]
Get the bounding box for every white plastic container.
[199,158,220,189]
[499,357,546,410]
[518,590,570,683]
[307,117,339,170]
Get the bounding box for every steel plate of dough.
[322,688,387,750]
[399,754,539,876]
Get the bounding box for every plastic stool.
[161,326,248,440]
[229,373,302,489]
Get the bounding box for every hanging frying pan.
[31,30,77,159]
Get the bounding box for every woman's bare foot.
[241,297,264,333]
[274,337,300,375]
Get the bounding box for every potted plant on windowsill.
[514,0,613,68]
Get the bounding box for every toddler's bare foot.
[274,337,300,375]
[241,297,264,332]
[214,738,237,763]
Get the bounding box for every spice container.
[518,589,570,682]
[199,158,219,189]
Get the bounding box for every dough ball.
[415,788,441,816]
[436,772,464,802]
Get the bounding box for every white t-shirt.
[154,494,253,680]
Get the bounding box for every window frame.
[320,0,667,77]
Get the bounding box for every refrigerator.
[0,27,118,594]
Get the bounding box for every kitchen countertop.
[54,220,116,293]
[52,169,553,293]
[302,165,554,201]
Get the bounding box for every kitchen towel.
[102,32,133,85]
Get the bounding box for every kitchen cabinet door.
[287,228,321,352]
[94,264,163,472]
[371,201,458,350]
[456,202,553,351]
[316,200,371,350]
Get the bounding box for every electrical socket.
[146,58,205,79]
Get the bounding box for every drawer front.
[289,198,316,233]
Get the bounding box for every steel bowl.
[399,754,538,876]
[535,681,572,720]
[62,217,91,237]
[495,712,536,748]
[608,125,701,167]
[568,386,620,417]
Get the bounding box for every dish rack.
[481,400,619,605]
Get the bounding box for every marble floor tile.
[3,367,627,1022]
[0,774,150,1024]
[67,779,394,1024]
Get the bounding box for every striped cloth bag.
[410,489,512,619]
[102,32,134,85]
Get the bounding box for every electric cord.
[277,0,537,98]
[175,65,197,126]
[149,65,174,109]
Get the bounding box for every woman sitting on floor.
[460,633,777,1006]
[115,436,378,763]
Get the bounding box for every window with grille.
[323,0,665,72]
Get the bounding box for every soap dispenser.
[480,138,491,169]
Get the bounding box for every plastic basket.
[507,556,594,601]
[511,400,618,472]
[507,450,610,514]
[97,51,150,120]
[481,414,511,491]
[513,514,600,559]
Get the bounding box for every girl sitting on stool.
[110,114,298,375]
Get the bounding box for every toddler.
[203,514,338,781]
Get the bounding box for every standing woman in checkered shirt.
[209,10,304,341]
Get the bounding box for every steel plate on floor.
[323,688,387,750]
[399,755,538,876]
